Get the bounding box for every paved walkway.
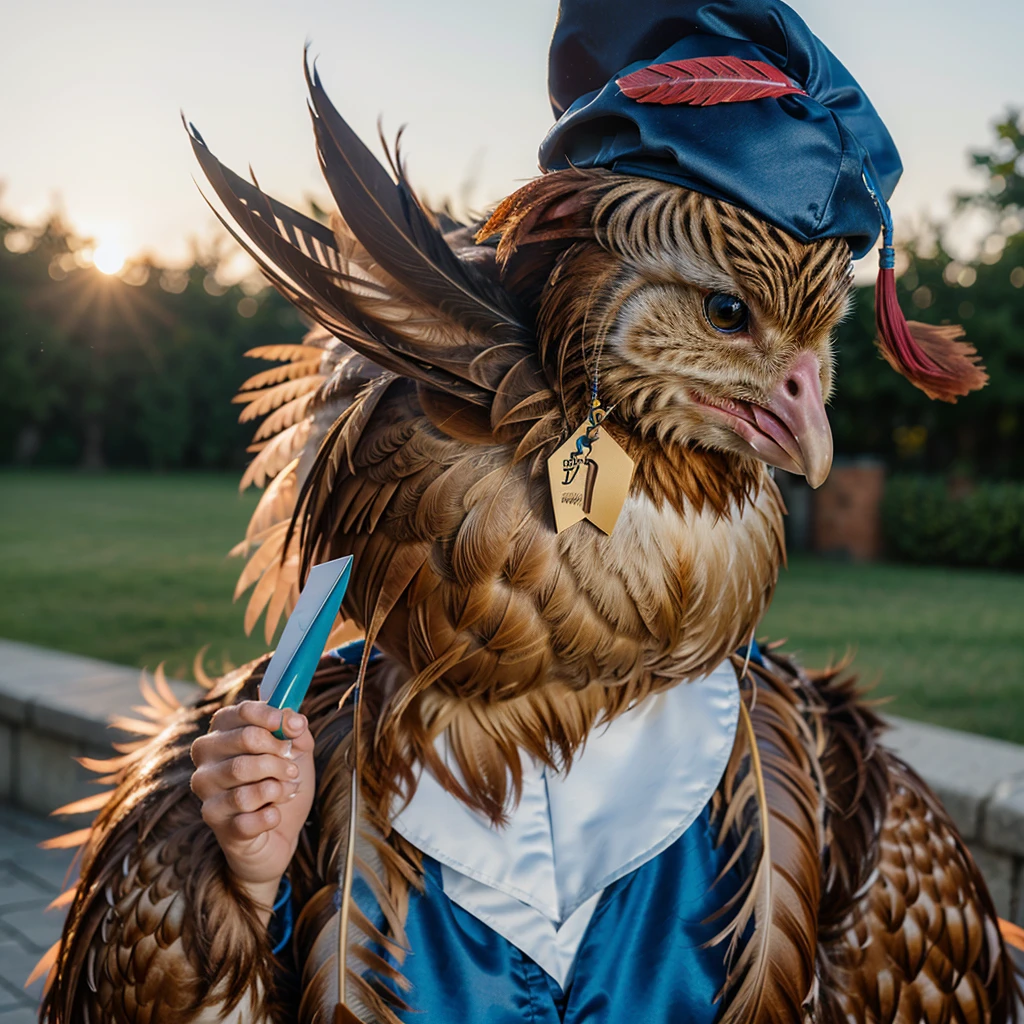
[0,805,75,1024]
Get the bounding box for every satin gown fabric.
[361,803,739,1023]
[389,659,740,986]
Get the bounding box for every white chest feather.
[591,480,783,664]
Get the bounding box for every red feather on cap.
[616,56,807,107]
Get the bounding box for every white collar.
[390,659,740,985]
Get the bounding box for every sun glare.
[92,241,126,276]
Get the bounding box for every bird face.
[592,181,853,489]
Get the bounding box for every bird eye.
[704,293,749,333]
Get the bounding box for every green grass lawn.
[2,471,1023,743]
[0,471,268,679]
[761,559,1024,743]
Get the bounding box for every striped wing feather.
[710,654,822,1024]
[191,68,559,650]
[38,656,416,1024]
[712,648,1022,1024]
[38,661,281,1023]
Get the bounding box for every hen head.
[491,170,853,492]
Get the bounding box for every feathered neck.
[365,171,787,826]
[367,456,785,828]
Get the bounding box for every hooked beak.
[692,351,834,489]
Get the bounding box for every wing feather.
[304,56,525,338]
[710,655,824,1024]
[808,660,1023,1022]
[190,125,504,407]
[189,61,566,680]
[239,419,311,492]
[251,391,319,442]
[39,661,282,1023]
[245,343,323,362]
[239,359,324,391]
[234,376,326,421]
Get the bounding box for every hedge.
[883,476,1024,570]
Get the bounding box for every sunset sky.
[3,0,1021,272]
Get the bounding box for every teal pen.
[258,556,354,739]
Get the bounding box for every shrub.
[883,475,1024,569]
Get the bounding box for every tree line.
[0,214,305,470]
[1,113,1022,477]
[829,112,1024,479]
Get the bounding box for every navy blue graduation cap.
[539,0,986,403]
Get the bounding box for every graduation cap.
[540,0,986,403]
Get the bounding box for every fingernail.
[287,762,299,778]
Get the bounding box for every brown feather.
[239,359,325,392]
[728,650,1024,1024]
[40,659,284,1023]
[710,660,821,1024]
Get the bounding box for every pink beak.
[695,352,834,488]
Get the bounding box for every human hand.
[190,701,315,915]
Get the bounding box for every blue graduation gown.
[356,801,737,1023]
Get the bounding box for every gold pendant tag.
[547,407,635,535]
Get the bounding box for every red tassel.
[875,264,987,403]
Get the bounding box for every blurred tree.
[0,210,83,464]
[0,210,306,470]
[963,110,1024,214]
[830,110,1024,479]
[1,110,1021,477]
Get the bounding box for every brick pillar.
[812,458,885,561]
